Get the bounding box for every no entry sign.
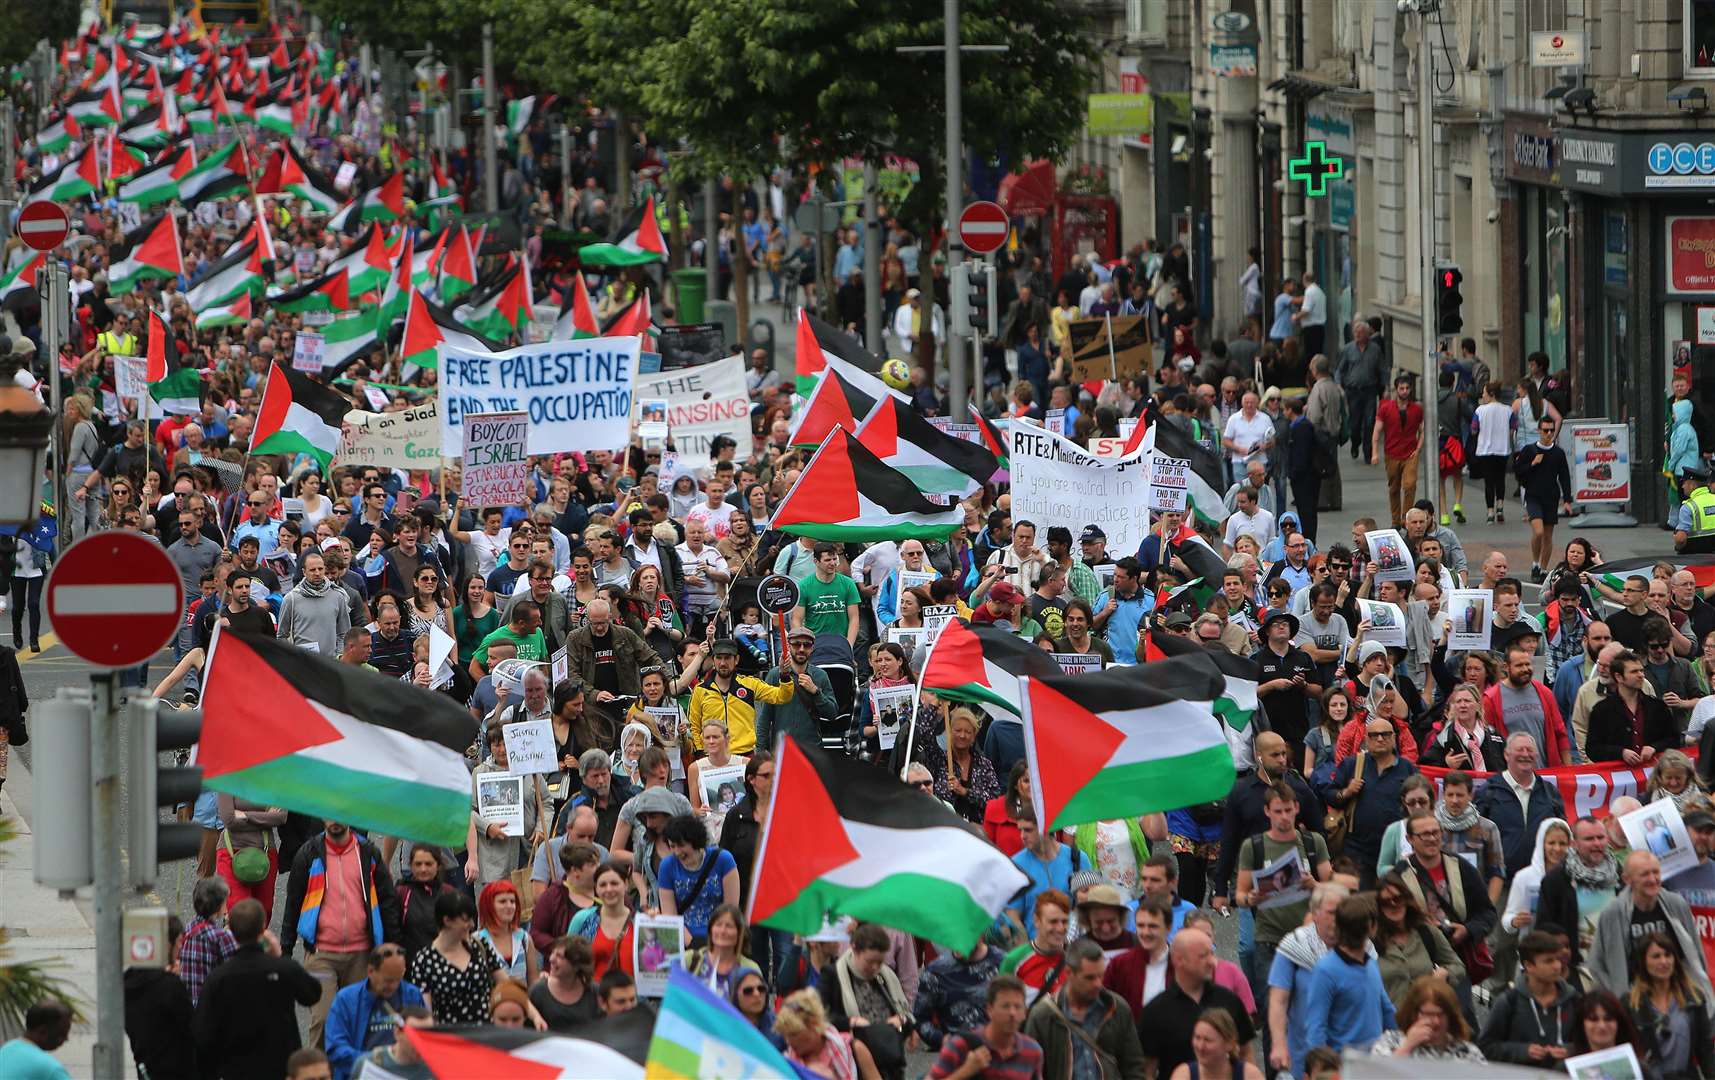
[958,201,1010,256]
[17,202,70,253]
[46,533,184,667]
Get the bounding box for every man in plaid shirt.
[929,974,1045,1080]
[179,876,239,1007]
[1544,576,1592,675]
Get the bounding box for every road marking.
[15,633,60,662]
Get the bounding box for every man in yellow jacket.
[686,638,796,755]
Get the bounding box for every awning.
[998,160,1056,216]
[1267,69,1358,100]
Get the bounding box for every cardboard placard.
[1617,798,1698,878]
[292,331,325,373]
[1061,314,1152,383]
[1364,528,1415,583]
[633,914,685,997]
[1051,652,1104,675]
[1147,455,1189,512]
[869,685,917,751]
[501,718,558,775]
[1357,599,1407,647]
[1445,589,1494,652]
[461,411,530,507]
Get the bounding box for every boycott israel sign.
[439,334,638,455]
[633,354,750,457]
[1010,425,1151,555]
[462,412,530,506]
[336,401,441,469]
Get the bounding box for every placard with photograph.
[1356,599,1407,648]
[869,684,918,751]
[1363,528,1415,583]
[633,914,686,997]
[1446,589,1494,652]
[887,626,927,656]
[475,773,525,837]
[1617,798,1698,878]
[1252,846,1311,911]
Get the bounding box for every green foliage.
[0,818,86,1034]
[300,0,494,65]
[0,3,80,72]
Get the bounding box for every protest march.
[12,8,1715,1080]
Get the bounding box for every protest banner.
[1147,455,1189,512]
[632,353,749,458]
[1051,652,1104,675]
[292,331,325,374]
[1060,314,1152,383]
[1417,756,1673,820]
[114,355,148,402]
[462,411,529,506]
[501,718,558,776]
[927,418,982,444]
[1011,425,1152,555]
[1090,437,1130,459]
[439,334,639,455]
[335,401,442,469]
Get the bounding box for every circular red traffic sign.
[47,532,184,667]
[958,201,1010,255]
[17,202,69,253]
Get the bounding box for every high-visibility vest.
[1690,487,1715,535]
[98,331,137,356]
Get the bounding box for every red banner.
[1692,905,1715,985]
[1669,216,1715,293]
[1416,758,1671,820]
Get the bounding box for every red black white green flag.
[770,428,962,543]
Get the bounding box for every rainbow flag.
[645,967,813,1079]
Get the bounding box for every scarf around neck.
[1566,851,1619,892]
[1436,800,1480,834]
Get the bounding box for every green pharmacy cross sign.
[1288,141,1344,197]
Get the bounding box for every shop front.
[1559,126,1715,522]
[1502,115,1573,394]
[1305,99,1360,350]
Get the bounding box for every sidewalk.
[0,761,123,1078]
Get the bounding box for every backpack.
[1246,829,1318,875]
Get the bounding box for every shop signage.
[1088,93,1153,137]
[1665,216,1715,295]
[1561,130,1715,195]
[1330,177,1355,231]
[1529,31,1586,67]
[1503,116,1559,185]
[1647,140,1715,188]
[1559,131,1624,194]
[1305,101,1355,158]
[1210,43,1258,78]
[1118,59,1152,149]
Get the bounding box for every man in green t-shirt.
[1234,781,1332,995]
[794,542,861,646]
[470,599,547,678]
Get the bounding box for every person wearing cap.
[1665,805,1715,904]
[687,638,799,757]
[1077,524,1113,573]
[1253,610,1320,767]
[970,579,1025,630]
[1675,466,1715,554]
[890,286,943,354]
[753,627,837,753]
[1043,526,1102,606]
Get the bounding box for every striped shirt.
[930,1031,1045,1080]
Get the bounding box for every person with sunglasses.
[1512,412,1573,585]
[323,945,424,1080]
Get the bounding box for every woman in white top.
[1500,817,1571,936]
[475,880,539,985]
[1510,376,1561,453]
[1471,381,1516,523]
[295,471,333,529]
[9,538,46,652]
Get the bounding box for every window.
[1688,0,1715,78]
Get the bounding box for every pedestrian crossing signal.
[1436,264,1464,336]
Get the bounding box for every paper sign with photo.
[633,914,686,997]
[1252,846,1310,911]
[502,719,558,775]
[476,773,525,837]
[1357,599,1407,648]
[1618,798,1698,878]
[551,646,569,687]
[886,626,926,656]
[1051,652,1104,675]
[637,397,670,444]
[1363,528,1415,583]
[897,568,939,594]
[869,684,917,751]
[1445,589,1494,652]
[1565,1043,1645,1080]
[698,762,747,822]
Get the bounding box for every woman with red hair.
[476,880,539,985]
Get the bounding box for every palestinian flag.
[176,139,247,209]
[1145,629,1260,731]
[269,267,352,313]
[252,92,294,135]
[789,358,904,448]
[0,253,46,313]
[327,172,405,232]
[856,395,1000,497]
[1141,415,1226,527]
[602,290,650,340]
[1021,652,1236,829]
[402,1012,650,1080]
[401,290,502,370]
[107,212,183,294]
[1593,555,1715,592]
[550,272,599,339]
[144,308,202,414]
[252,360,349,472]
[969,404,1012,474]
[749,736,1028,951]
[373,240,414,334]
[200,631,479,846]
[117,103,174,148]
[648,967,807,1079]
[30,115,79,156]
[193,290,251,330]
[579,193,667,267]
[794,307,886,397]
[319,311,383,374]
[770,428,962,543]
[26,145,102,204]
[115,143,191,207]
[919,618,1065,718]
[277,142,340,212]
[326,225,391,295]
[65,88,118,128]
[453,263,532,341]
[1149,533,1226,613]
[437,223,478,301]
[504,95,535,136]
[187,240,264,311]
[105,129,148,182]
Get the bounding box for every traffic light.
[126,697,204,891]
[1435,264,1464,336]
[952,261,997,338]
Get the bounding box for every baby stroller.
[810,633,858,754]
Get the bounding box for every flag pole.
[1105,312,1117,382]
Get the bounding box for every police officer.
[1675,466,1715,554]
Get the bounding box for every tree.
[0,3,79,72]
[299,0,493,66]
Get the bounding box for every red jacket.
[1481,681,1570,767]
[1102,944,1173,1022]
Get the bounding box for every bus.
[99,0,175,32]
[193,0,271,28]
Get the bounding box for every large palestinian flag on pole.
[400,290,503,370]
[918,618,1065,718]
[326,224,392,296]
[453,263,532,341]
[1145,629,1260,732]
[327,171,405,232]
[1141,414,1226,528]
[550,272,600,340]
[969,404,1012,475]
[276,142,341,212]
[252,361,348,472]
[176,139,248,210]
[186,240,263,312]
[107,212,184,294]
[1021,652,1236,830]
[578,194,667,267]
[770,428,962,543]
[144,308,201,415]
[789,357,906,449]
[403,1010,650,1079]
[200,631,479,847]
[856,395,1001,496]
[26,145,102,204]
[269,267,352,313]
[794,307,887,397]
[750,736,1028,950]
